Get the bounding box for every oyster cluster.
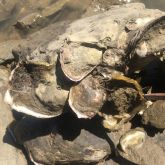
[4,3,165,165]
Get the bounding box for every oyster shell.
[59,3,164,81]
[118,128,146,153]
[128,15,165,72]
[69,75,106,118]
[5,46,69,118]
[60,42,102,81]
[118,129,165,165]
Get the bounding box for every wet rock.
[41,0,69,18]
[14,0,69,32]
[142,100,165,129]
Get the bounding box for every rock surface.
[142,100,165,129]
[0,66,27,165]
[11,114,112,165]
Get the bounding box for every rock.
[118,134,165,165]
[0,66,27,165]
[15,13,44,31]
[10,114,112,165]
[142,100,165,129]
[41,0,69,18]
[0,40,24,64]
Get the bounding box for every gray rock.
[142,100,165,129]
[11,114,112,165]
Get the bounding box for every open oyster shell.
[99,76,143,131]
[118,128,146,153]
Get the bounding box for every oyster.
[128,15,165,72]
[59,3,164,82]
[5,45,69,118]
[69,75,106,118]
[60,42,102,81]
[63,3,164,123]
[3,3,165,165]
[118,129,165,165]
[118,128,146,153]
[98,76,144,131]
